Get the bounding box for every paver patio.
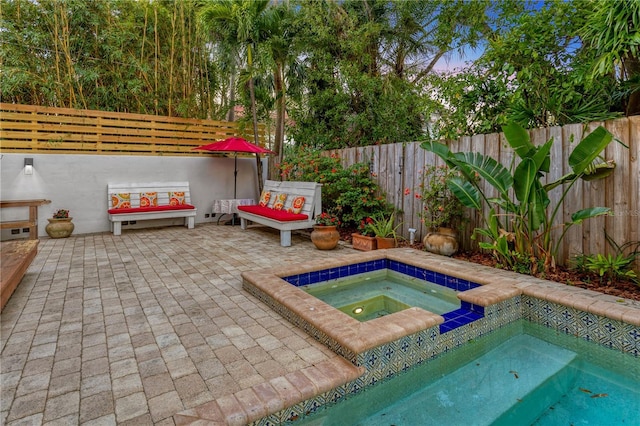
[1,224,349,425]
[4,223,640,425]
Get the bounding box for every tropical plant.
[579,0,640,116]
[415,165,468,232]
[422,122,617,274]
[366,213,402,239]
[1,0,213,118]
[426,1,626,139]
[200,0,275,190]
[573,232,640,285]
[578,253,639,285]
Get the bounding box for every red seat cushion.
[108,204,195,214]
[237,205,308,222]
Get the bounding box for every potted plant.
[45,209,74,238]
[366,213,401,249]
[311,211,341,250]
[418,165,467,255]
[351,217,377,251]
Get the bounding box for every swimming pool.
[302,269,461,321]
[232,249,640,425]
[295,320,640,425]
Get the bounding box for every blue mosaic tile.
[439,308,484,334]
[445,275,458,290]
[388,260,401,273]
[461,301,485,314]
[337,265,349,278]
[433,272,447,286]
[283,259,486,296]
[329,268,340,280]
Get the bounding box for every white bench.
[237,180,322,247]
[107,182,197,236]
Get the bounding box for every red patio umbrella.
[193,137,275,199]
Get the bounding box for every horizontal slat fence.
[329,116,639,270]
[0,103,266,156]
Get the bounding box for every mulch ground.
[451,249,640,303]
[342,231,640,302]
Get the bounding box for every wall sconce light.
[24,158,34,175]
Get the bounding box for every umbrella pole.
[233,155,238,225]
[234,154,238,199]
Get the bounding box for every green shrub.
[278,146,393,228]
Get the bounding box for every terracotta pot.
[375,236,397,249]
[45,217,74,238]
[351,233,377,251]
[423,227,459,256]
[311,225,340,250]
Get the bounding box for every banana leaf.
[514,157,537,204]
[420,141,452,163]
[544,160,616,191]
[581,160,616,181]
[531,137,553,173]
[570,207,611,224]
[568,126,613,174]
[447,176,481,209]
[528,182,549,231]
[452,152,513,195]
[503,121,535,159]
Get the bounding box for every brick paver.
[1,225,345,424]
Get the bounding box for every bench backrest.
[262,180,322,219]
[107,182,192,208]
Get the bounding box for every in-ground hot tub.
[241,249,510,364]
[301,268,462,321]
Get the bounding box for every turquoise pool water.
[301,269,460,321]
[296,320,640,425]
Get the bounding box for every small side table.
[0,199,51,239]
[212,199,255,225]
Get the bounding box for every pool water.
[296,320,640,425]
[302,270,460,321]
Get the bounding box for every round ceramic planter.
[45,218,74,238]
[311,225,340,250]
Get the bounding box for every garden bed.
[452,250,640,303]
[343,231,639,302]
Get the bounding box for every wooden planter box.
[351,233,377,251]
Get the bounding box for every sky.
[434,49,483,73]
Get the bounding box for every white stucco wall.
[0,153,267,239]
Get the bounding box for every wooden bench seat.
[237,180,321,247]
[1,240,38,312]
[107,182,197,235]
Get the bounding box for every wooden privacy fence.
[0,103,266,156]
[330,116,639,269]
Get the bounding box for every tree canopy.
[1,0,637,151]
